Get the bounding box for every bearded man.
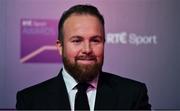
[16,4,151,110]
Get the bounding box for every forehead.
[63,14,103,28]
[63,14,104,37]
[66,13,101,21]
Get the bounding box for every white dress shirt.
[62,67,99,111]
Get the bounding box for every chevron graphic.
[20,45,57,63]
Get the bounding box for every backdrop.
[0,0,180,109]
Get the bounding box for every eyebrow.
[69,36,83,40]
[90,35,103,39]
[70,35,103,39]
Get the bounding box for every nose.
[82,42,92,54]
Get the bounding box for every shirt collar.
[62,66,99,92]
[62,66,77,93]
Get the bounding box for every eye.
[70,36,83,44]
[72,39,82,43]
[92,39,101,43]
[91,36,103,44]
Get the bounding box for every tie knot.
[76,82,89,92]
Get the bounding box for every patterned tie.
[75,82,90,110]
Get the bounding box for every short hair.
[58,4,105,42]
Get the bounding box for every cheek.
[93,45,104,58]
[63,45,79,59]
[64,49,77,58]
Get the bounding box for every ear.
[56,40,63,56]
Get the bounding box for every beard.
[63,54,103,82]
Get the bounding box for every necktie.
[75,82,90,110]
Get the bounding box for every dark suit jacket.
[16,70,151,110]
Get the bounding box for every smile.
[77,59,95,64]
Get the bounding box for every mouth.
[77,59,96,64]
[75,56,97,64]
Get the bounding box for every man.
[16,4,151,110]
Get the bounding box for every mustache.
[75,55,97,61]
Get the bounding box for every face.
[57,14,104,82]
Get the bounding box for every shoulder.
[100,71,147,90]
[17,75,59,96]
[99,72,151,109]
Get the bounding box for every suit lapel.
[94,72,118,110]
[50,70,119,110]
[48,69,71,110]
